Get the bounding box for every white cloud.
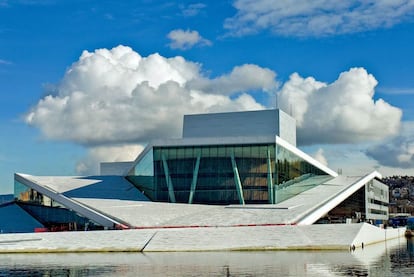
[25,45,270,146]
[366,122,414,169]
[378,87,414,95]
[180,3,206,17]
[167,29,212,50]
[188,64,278,95]
[308,137,414,178]
[25,46,406,175]
[224,0,414,37]
[278,67,402,145]
[313,148,328,166]
[76,144,144,175]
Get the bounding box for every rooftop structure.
[182,109,296,146]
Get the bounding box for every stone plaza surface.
[65,175,372,228]
[0,223,405,253]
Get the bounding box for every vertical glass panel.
[251,146,260,173]
[242,145,250,158]
[127,148,156,200]
[225,146,234,157]
[185,147,194,159]
[176,148,185,159]
[133,149,154,176]
[217,146,226,158]
[153,148,161,161]
[168,148,177,160]
[209,146,218,158]
[14,180,28,200]
[201,147,210,158]
[233,146,243,157]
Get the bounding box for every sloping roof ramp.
[14,174,148,228]
[296,171,382,225]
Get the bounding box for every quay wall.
[0,223,405,253]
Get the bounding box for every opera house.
[0,109,399,252]
[1,109,389,230]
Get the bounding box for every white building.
[7,109,388,233]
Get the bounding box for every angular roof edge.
[14,173,124,228]
[275,136,338,177]
[296,171,382,225]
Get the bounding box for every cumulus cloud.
[278,68,402,145]
[366,122,414,169]
[25,46,404,175]
[25,45,272,147]
[188,64,278,95]
[76,144,144,175]
[167,29,212,50]
[224,0,414,37]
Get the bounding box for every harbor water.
[0,237,413,276]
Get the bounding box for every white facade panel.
[182,109,297,146]
[365,179,389,221]
[278,109,297,147]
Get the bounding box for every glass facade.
[274,143,331,203]
[128,141,331,205]
[14,180,101,231]
[317,186,366,224]
[316,179,389,223]
[14,180,60,207]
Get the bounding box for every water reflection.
[387,238,414,276]
[1,238,414,276]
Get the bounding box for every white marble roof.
[72,173,377,227]
[16,171,381,228]
[16,174,148,201]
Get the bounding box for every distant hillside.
[382,176,414,215]
[382,176,414,189]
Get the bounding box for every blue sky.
[1,0,414,194]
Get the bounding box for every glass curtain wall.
[127,149,155,200]
[14,180,59,207]
[275,143,332,203]
[14,180,100,231]
[128,141,331,205]
[153,144,275,204]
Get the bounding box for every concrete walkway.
[0,223,405,253]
